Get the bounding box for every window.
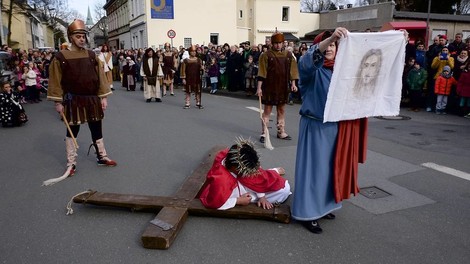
[282,7,289,22]
[463,30,470,40]
[184,38,192,49]
[239,10,243,19]
[210,33,219,45]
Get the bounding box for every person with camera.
[427,46,454,112]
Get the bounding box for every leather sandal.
[277,134,292,140]
[260,136,265,143]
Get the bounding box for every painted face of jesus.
[360,54,380,84]
[324,42,337,61]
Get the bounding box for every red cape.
[333,118,368,203]
[198,149,286,209]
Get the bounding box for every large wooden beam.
[73,191,291,223]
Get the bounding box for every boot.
[65,137,77,175]
[88,138,117,166]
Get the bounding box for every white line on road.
[421,162,470,181]
[246,106,261,113]
[246,106,274,116]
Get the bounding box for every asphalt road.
[1,84,469,264]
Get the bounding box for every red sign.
[167,29,176,39]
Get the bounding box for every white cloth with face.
[323,31,406,122]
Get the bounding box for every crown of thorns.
[227,137,260,177]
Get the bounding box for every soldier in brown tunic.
[180,45,204,109]
[256,32,299,142]
[162,43,177,96]
[47,19,116,179]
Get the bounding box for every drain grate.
[360,186,391,199]
[375,115,411,120]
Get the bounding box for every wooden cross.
[72,146,291,249]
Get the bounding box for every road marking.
[246,106,274,116]
[421,162,470,181]
[246,106,261,113]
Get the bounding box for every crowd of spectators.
[403,33,470,118]
[101,40,307,104]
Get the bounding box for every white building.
[103,0,319,50]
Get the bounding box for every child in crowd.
[22,64,37,103]
[244,55,257,96]
[0,81,27,127]
[435,65,458,114]
[406,62,427,111]
[218,53,227,89]
[208,57,219,94]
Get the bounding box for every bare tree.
[301,0,346,12]
[93,0,107,35]
[29,0,83,23]
[457,0,470,14]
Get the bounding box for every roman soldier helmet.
[271,31,285,44]
[67,19,88,42]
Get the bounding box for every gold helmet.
[67,19,88,41]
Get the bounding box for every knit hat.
[443,65,451,72]
[439,35,447,40]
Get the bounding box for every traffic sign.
[167,29,176,39]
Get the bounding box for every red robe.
[333,118,368,203]
[198,149,287,209]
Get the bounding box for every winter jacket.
[22,69,37,87]
[434,75,457,95]
[457,70,470,97]
[431,55,454,79]
[407,68,427,91]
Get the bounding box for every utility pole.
[7,0,13,47]
[425,0,432,48]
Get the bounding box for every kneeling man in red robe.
[198,138,291,210]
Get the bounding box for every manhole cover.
[436,138,449,141]
[442,130,455,133]
[375,115,411,120]
[385,126,395,129]
[360,186,391,199]
[410,132,422,136]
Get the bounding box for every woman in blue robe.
[292,27,348,234]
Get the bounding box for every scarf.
[324,59,335,71]
[457,56,468,64]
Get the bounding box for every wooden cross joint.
[72,145,291,249]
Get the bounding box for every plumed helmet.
[313,31,332,45]
[271,32,285,43]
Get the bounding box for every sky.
[68,0,92,19]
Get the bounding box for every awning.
[381,21,427,31]
[283,32,299,41]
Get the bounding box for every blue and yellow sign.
[151,0,174,19]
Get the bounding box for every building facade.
[104,0,131,50]
[102,0,318,50]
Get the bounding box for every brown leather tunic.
[258,49,299,105]
[181,58,202,93]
